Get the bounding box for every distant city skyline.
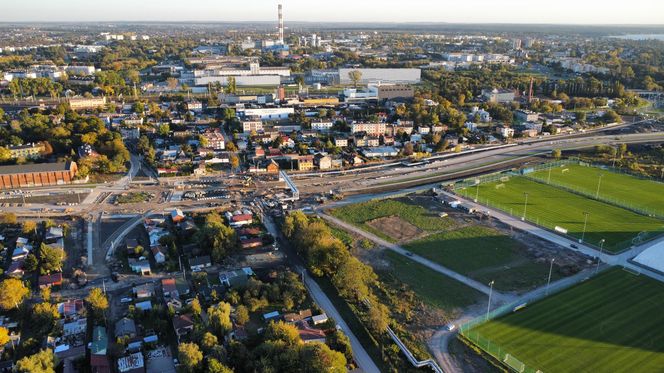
[2,0,664,24]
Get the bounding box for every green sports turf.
[528,164,664,216]
[469,268,664,373]
[403,225,560,292]
[459,176,664,252]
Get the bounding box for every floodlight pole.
[475,182,480,202]
[522,193,529,221]
[595,239,605,274]
[545,258,555,295]
[595,173,603,199]
[486,280,494,321]
[547,165,552,184]
[581,212,590,243]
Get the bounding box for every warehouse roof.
[0,161,75,175]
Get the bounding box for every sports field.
[528,163,664,216]
[467,268,664,373]
[403,226,561,291]
[459,176,664,252]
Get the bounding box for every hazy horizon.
[3,0,664,25]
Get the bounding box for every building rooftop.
[0,161,75,175]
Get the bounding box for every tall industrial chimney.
[278,4,284,44]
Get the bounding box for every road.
[260,212,381,373]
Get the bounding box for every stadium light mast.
[522,192,529,221]
[595,239,606,274]
[595,173,603,199]
[475,182,480,202]
[545,258,555,295]
[580,211,590,243]
[486,280,495,321]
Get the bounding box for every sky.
[2,0,664,24]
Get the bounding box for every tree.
[552,149,562,159]
[39,243,66,274]
[86,288,109,317]
[0,147,10,162]
[15,349,56,373]
[0,326,10,347]
[264,321,300,346]
[22,253,37,272]
[365,302,389,334]
[235,304,249,325]
[229,154,240,170]
[299,342,347,373]
[201,332,218,352]
[158,123,170,136]
[618,143,628,158]
[0,212,17,225]
[348,70,363,88]
[327,330,353,360]
[22,220,37,235]
[454,144,462,153]
[208,301,233,337]
[178,342,203,371]
[0,278,29,310]
[402,142,414,156]
[226,76,237,94]
[332,256,376,301]
[197,212,237,262]
[190,297,202,317]
[207,358,233,373]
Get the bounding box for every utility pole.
[595,173,603,199]
[546,258,555,295]
[486,280,495,321]
[595,239,605,274]
[581,212,590,243]
[522,192,529,221]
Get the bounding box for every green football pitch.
[458,176,664,252]
[467,268,664,373]
[528,163,664,216]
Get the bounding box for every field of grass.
[330,198,457,242]
[468,268,664,373]
[528,163,664,216]
[381,250,483,313]
[459,176,664,252]
[403,226,560,292]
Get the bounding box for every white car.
[446,323,456,331]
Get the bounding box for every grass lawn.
[468,268,664,373]
[381,250,483,313]
[404,226,560,292]
[459,176,664,252]
[528,163,664,216]
[330,198,457,242]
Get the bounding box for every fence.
[525,161,664,219]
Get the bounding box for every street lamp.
[595,239,606,274]
[546,258,555,295]
[595,173,603,199]
[486,280,495,321]
[580,212,590,243]
[522,192,529,221]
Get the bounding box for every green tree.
[39,243,66,275]
[15,349,56,373]
[201,332,218,352]
[22,220,37,235]
[552,149,562,159]
[24,253,38,272]
[332,256,376,301]
[230,154,240,169]
[190,297,202,317]
[86,288,109,317]
[0,326,10,347]
[226,76,237,94]
[235,304,249,325]
[0,212,17,225]
[0,278,29,310]
[208,301,233,337]
[264,321,300,346]
[178,342,203,371]
[327,330,353,360]
[207,358,233,373]
[158,123,170,136]
[0,146,11,162]
[299,342,347,373]
[348,70,363,88]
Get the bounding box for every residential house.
[170,209,185,223]
[151,246,166,264]
[312,313,329,325]
[296,321,326,344]
[189,255,212,271]
[297,156,315,172]
[314,154,332,170]
[284,309,313,323]
[219,268,254,288]
[115,318,137,339]
[496,125,515,138]
[172,314,194,341]
[203,130,225,150]
[133,283,154,299]
[128,259,151,276]
[161,278,178,299]
[90,326,110,373]
[38,273,63,289]
[240,237,263,250]
[334,137,348,148]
